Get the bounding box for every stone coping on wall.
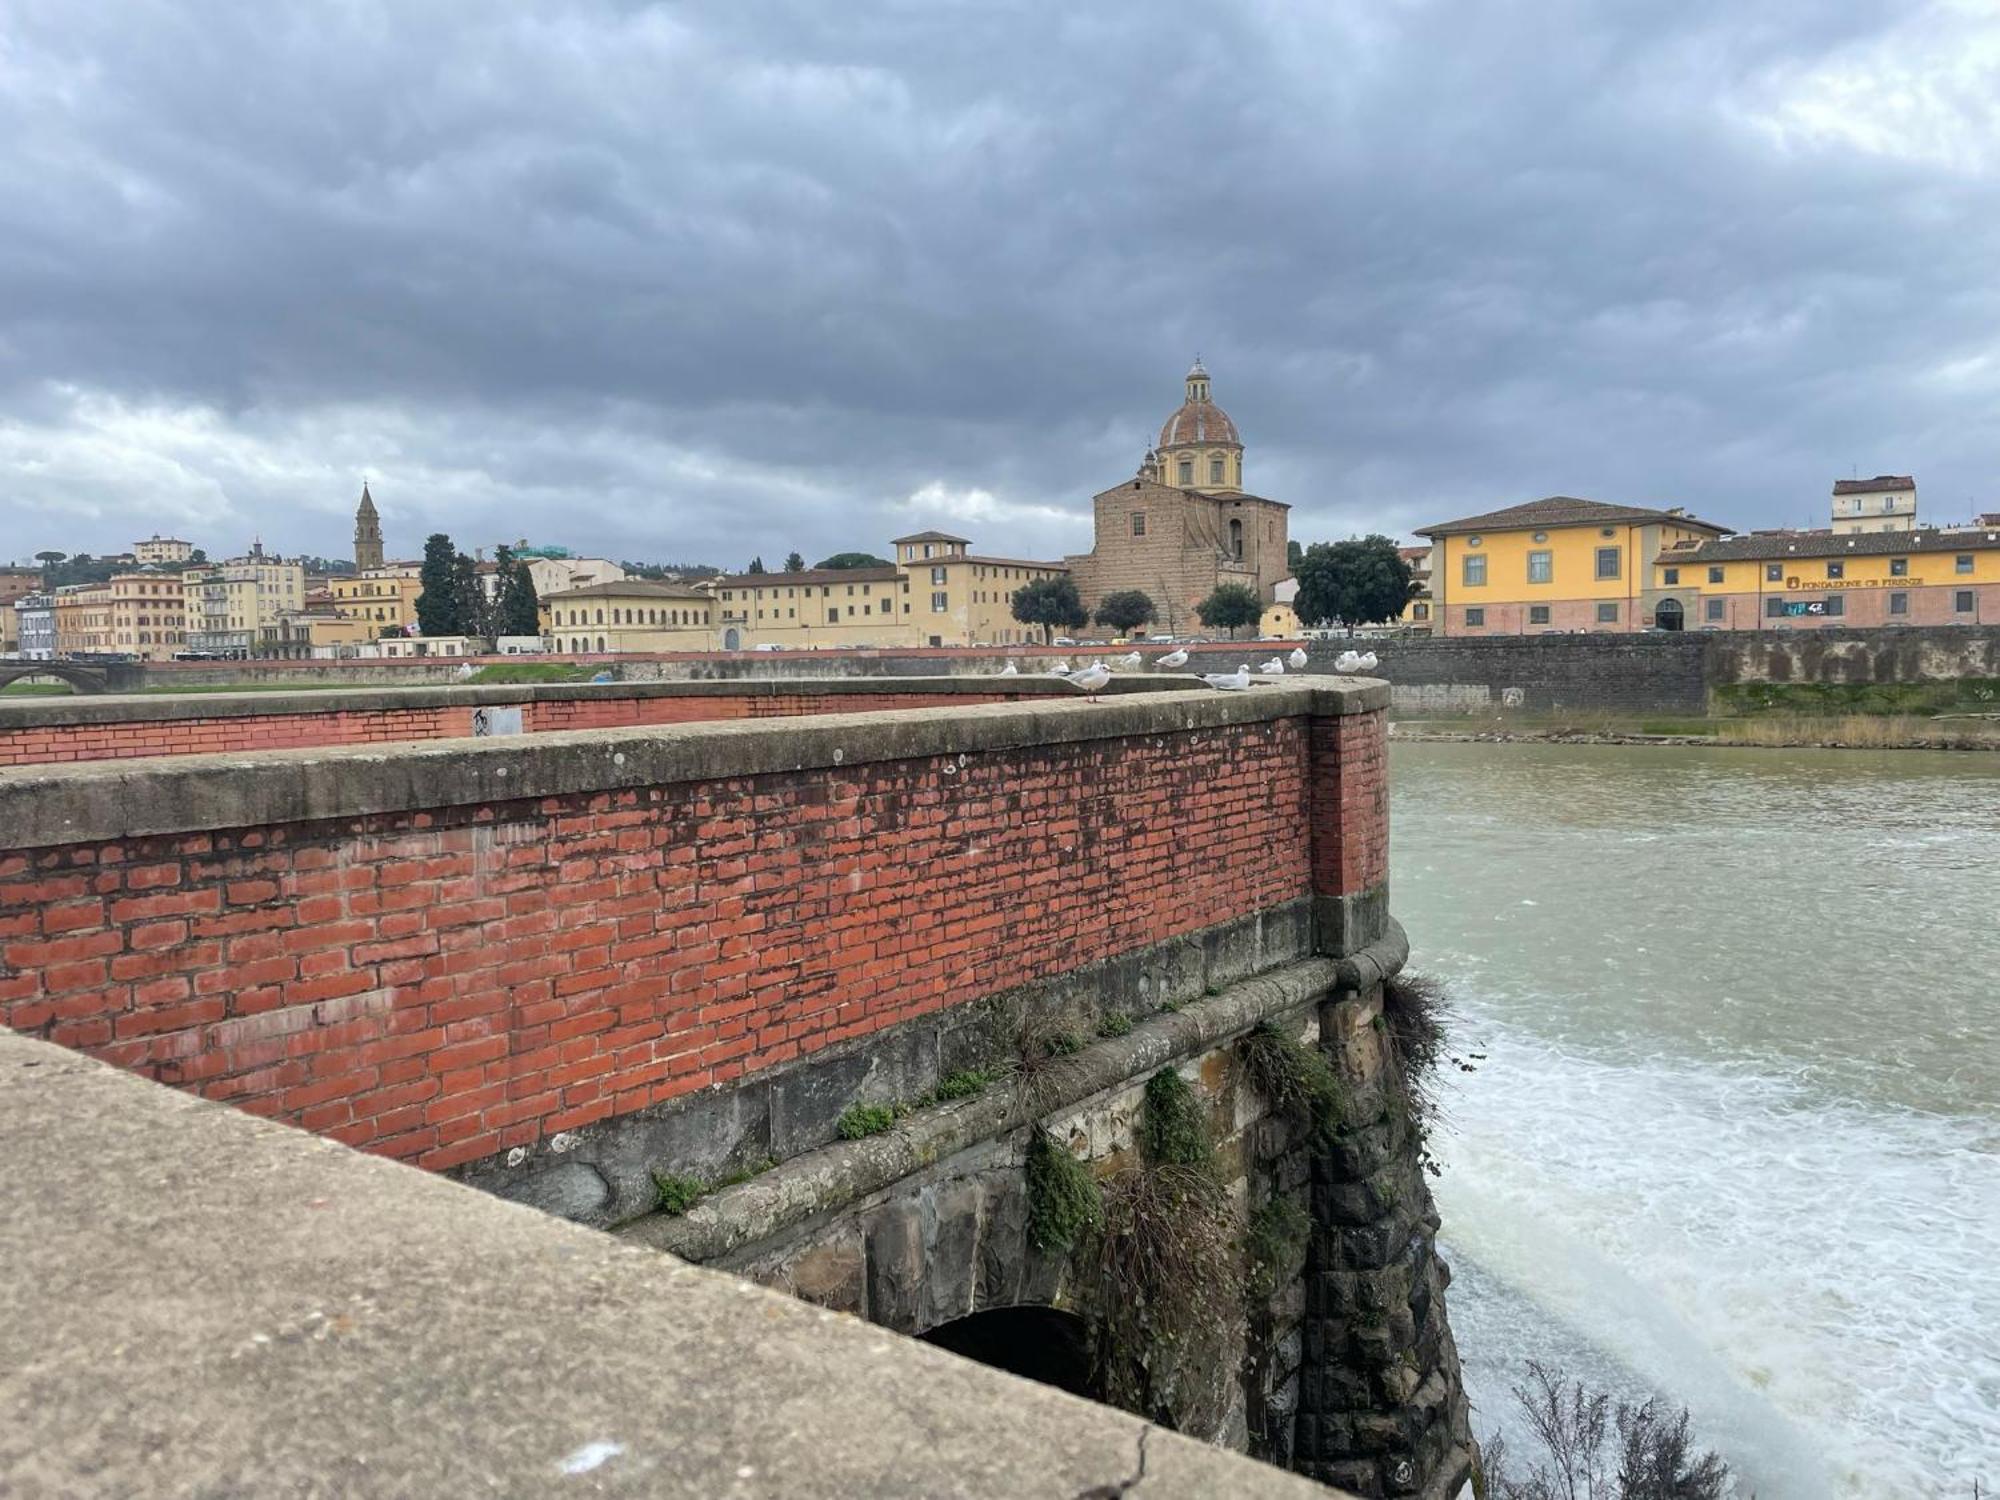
[0,671,1175,728]
[0,1026,1342,1500]
[1,676,1389,851]
[622,921,1408,1266]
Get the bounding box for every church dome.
[1157,358,1242,449]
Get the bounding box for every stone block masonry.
[0,682,1388,1175]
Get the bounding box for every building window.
[1890,557,1909,577]
[1824,595,1845,617]
[1229,518,1243,561]
[1662,568,1679,585]
[1705,597,1725,622]
[1529,605,1550,625]
[1527,551,1553,584]
[1707,566,1724,584]
[1957,555,1974,574]
[1956,590,1975,613]
[1178,459,1193,485]
[1889,592,1909,616]
[1595,547,1621,580]
[1210,455,1224,484]
[1766,563,1784,582]
[1413,603,1429,619]
[1464,608,1485,627]
[1131,512,1146,536]
[931,591,948,612]
[1597,602,1619,623]
[1462,554,1487,587]
[930,567,947,586]
[1826,561,1844,580]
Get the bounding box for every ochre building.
[546,580,718,654]
[1065,361,1290,634]
[1420,496,1730,636]
[1654,525,2000,629]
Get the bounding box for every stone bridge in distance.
[0,675,1473,1497]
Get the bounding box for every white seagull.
[1115,650,1143,669]
[1288,646,1309,670]
[454,662,477,681]
[1045,659,1071,676]
[999,659,1019,675]
[1068,662,1112,699]
[1259,657,1286,675]
[1203,664,1252,691]
[1157,647,1190,669]
[1359,651,1379,671]
[1334,649,1366,674]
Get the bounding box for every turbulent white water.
[1392,742,2000,1499]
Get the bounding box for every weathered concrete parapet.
[0,1025,1345,1500]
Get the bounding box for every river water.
[1391,741,1999,1499]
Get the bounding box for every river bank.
[1392,711,2000,752]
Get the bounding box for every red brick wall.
[0,690,1028,767]
[0,710,1385,1173]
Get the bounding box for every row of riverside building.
[1409,477,2000,636]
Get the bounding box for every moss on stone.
[836,1103,896,1140]
[928,1068,999,1103]
[1095,1013,1133,1039]
[1026,1128,1102,1252]
[1140,1068,1212,1170]
[651,1172,707,1214]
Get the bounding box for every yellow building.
[1653,525,2000,629]
[545,580,717,653]
[330,567,423,636]
[708,566,912,651]
[182,550,306,656]
[51,573,189,660]
[886,532,1068,647]
[134,535,196,564]
[1419,497,1731,636]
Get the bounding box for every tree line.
[415,534,540,640]
[1005,534,1416,642]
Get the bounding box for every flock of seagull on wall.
[998,644,1380,702]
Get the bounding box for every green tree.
[416,533,459,636]
[747,556,767,574]
[493,545,541,636]
[1195,583,1263,639]
[451,552,491,641]
[1093,589,1156,635]
[1011,576,1090,643]
[1287,539,1303,572]
[783,551,806,573]
[34,550,65,572]
[814,552,892,570]
[1293,535,1415,635]
[189,547,208,564]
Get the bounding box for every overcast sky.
[5,1,1999,569]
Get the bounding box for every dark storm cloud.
[4,0,1998,566]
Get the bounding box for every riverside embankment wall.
[0,677,1112,767]
[0,682,1386,1174]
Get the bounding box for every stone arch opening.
[1656,598,1685,631]
[0,662,108,694]
[921,1305,1096,1400]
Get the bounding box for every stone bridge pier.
[0,676,1472,1496]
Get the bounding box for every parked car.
[1053,637,1078,647]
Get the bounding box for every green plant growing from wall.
[836,1103,897,1140]
[1026,1128,1102,1252]
[1381,970,1454,1175]
[651,1172,707,1214]
[1244,1196,1311,1300]
[1139,1068,1212,1169]
[1237,1020,1348,1147]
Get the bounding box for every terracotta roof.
[1660,526,2000,564]
[1831,475,1915,495]
[1418,496,1732,538]
[712,566,904,588]
[541,579,713,601]
[888,530,970,545]
[1158,399,1242,448]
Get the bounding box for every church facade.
[1065,361,1290,634]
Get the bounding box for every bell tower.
[353,483,385,571]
